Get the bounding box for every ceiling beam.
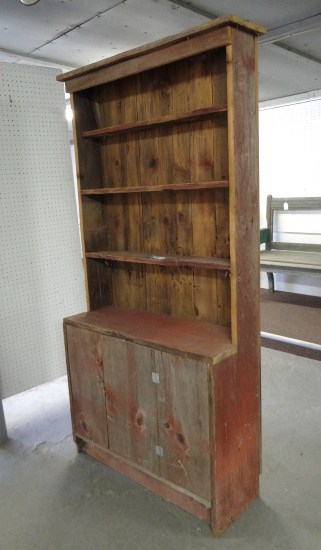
[168,3,321,50]
[27,0,126,58]
[260,88,321,110]
[165,0,216,20]
[260,12,321,44]
[0,47,74,71]
[265,43,321,69]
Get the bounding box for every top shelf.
[82,105,227,139]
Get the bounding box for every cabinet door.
[156,352,211,501]
[102,337,159,474]
[65,325,108,448]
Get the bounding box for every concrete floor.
[1,347,321,550]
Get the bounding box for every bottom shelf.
[64,306,234,363]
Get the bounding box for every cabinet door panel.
[157,352,211,500]
[66,325,108,448]
[103,337,159,473]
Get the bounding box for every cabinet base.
[79,439,211,523]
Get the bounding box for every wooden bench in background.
[260,195,321,291]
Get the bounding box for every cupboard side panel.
[211,28,260,536]
[72,93,105,309]
[230,27,261,501]
[157,352,211,501]
[72,92,103,189]
[211,352,259,536]
[65,325,108,448]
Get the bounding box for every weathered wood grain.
[58,16,265,92]
[62,27,230,93]
[85,250,230,271]
[85,258,113,311]
[209,27,261,536]
[82,105,227,138]
[64,306,234,364]
[168,60,194,320]
[102,337,159,472]
[188,54,220,324]
[211,51,231,327]
[157,352,211,500]
[96,77,146,310]
[136,66,178,316]
[84,442,211,522]
[81,180,229,195]
[62,18,263,538]
[65,325,108,448]
[71,93,107,309]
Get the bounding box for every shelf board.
[64,306,235,363]
[86,250,230,271]
[82,105,227,139]
[81,180,229,195]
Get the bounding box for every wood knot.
[176,432,186,446]
[149,156,158,169]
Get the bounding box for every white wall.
[259,98,321,296]
[0,64,86,398]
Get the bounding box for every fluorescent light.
[20,0,40,5]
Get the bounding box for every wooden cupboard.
[58,15,266,535]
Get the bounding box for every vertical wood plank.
[137,67,182,317]
[65,325,108,448]
[170,60,194,319]
[211,51,231,326]
[103,337,159,473]
[97,77,146,310]
[157,351,211,500]
[188,54,218,323]
[215,188,231,327]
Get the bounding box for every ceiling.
[1,0,321,102]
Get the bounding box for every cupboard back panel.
[83,188,229,256]
[73,49,227,190]
[82,188,230,324]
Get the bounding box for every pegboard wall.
[259,98,321,295]
[0,63,86,398]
